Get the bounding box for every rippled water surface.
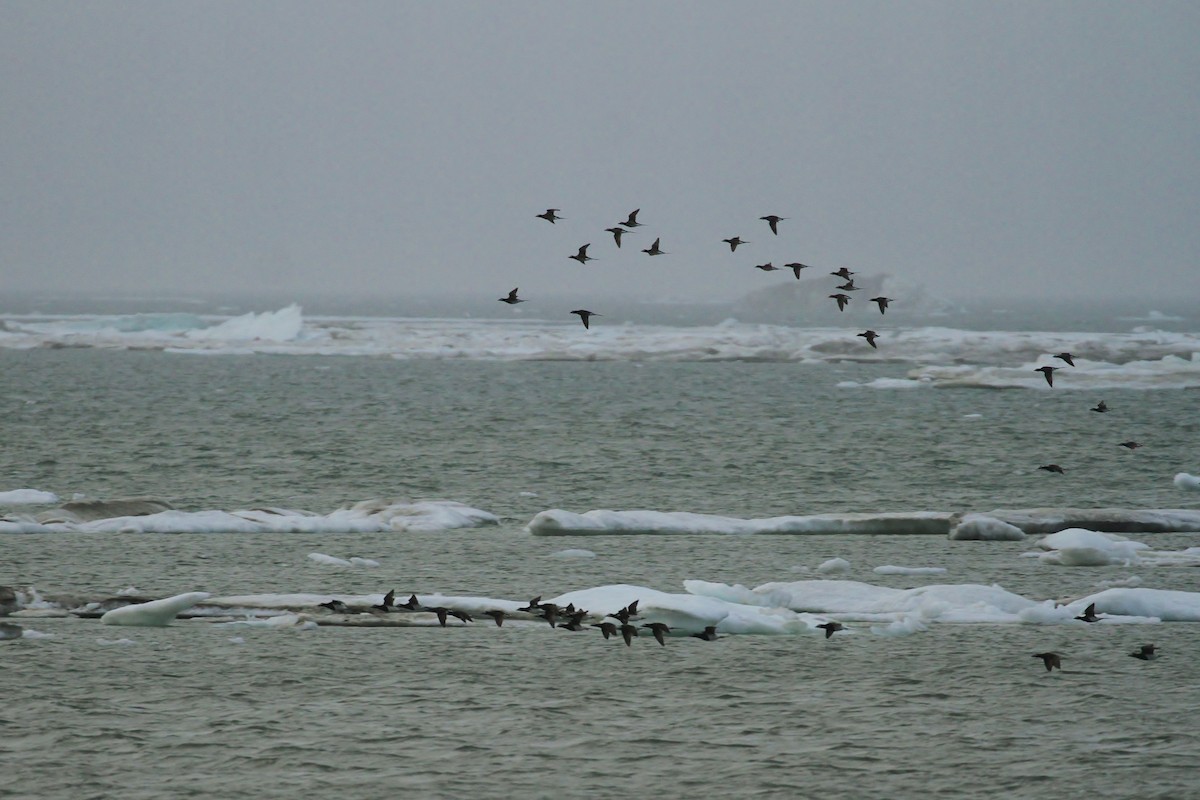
[4,348,1200,798]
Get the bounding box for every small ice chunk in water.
[817,558,851,574]
[348,557,380,567]
[228,636,246,644]
[115,586,142,596]
[949,514,1025,541]
[873,566,947,575]
[551,549,596,559]
[1175,473,1200,491]
[519,491,539,497]
[97,638,137,646]
[100,592,211,627]
[308,553,352,567]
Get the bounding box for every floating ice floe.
[817,558,851,574]
[1029,528,1200,568]
[100,592,212,627]
[0,499,498,534]
[551,549,597,559]
[0,489,60,505]
[873,565,947,575]
[949,514,1026,541]
[528,509,953,536]
[1176,473,1200,491]
[184,304,303,343]
[97,638,137,646]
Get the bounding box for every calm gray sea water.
[4,348,1200,799]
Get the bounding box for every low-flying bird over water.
[372,590,396,612]
[1119,441,1143,450]
[620,623,639,646]
[537,208,563,224]
[760,215,785,235]
[1033,652,1062,671]
[483,610,507,627]
[569,244,594,264]
[691,625,720,641]
[858,330,879,349]
[593,621,618,640]
[517,596,542,613]
[621,209,643,228]
[817,622,844,639]
[869,296,890,314]
[831,267,854,280]
[1035,366,1058,387]
[642,622,671,646]
[829,293,851,312]
[723,236,748,252]
[605,227,630,248]
[319,599,350,613]
[1130,644,1157,661]
[1038,464,1066,474]
[399,594,424,611]
[755,262,779,272]
[1091,400,1109,413]
[1054,352,1076,367]
[642,237,666,256]
[498,288,524,305]
[571,309,600,329]
[785,262,811,279]
[1075,603,1101,623]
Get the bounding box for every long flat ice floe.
[0,499,498,534]
[0,489,60,505]
[1,310,1197,378]
[528,509,953,536]
[100,592,212,626]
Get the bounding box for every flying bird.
[831,267,855,280]
[371,590,396,612]
[569,244,594,264]
[498,288,524,305]
[642,237,666,256]
[1033,652,1062,672]
[816,622,844,639]
[837,280,860,291]
[869,296,890,314]
[785,262,811,279]
[1118,441,1143,450]
[1129,644,1157,661]
[858,330,879,349]
[483,610,506,627]
[621,209,643,228]
[1075,603,1101,623]
[571,309,600,329]
[723,237,749,251]
[605,227,630,247]
[691,625,720,641]
[619,623,639,647]
[318,599,350,613]
[1035,366,1058,387]
[1054,352,1076,367]
[760,215,785,235]
[642,622,671,646]
[754,262,779,272]
[537,209,563,224]
[829,293,851,312]
[592,621,618,640]
[517,596,542,613]
[1038,464,1066,474]
[1090,400,1108,413]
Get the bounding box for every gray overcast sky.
[3,1,1198,305]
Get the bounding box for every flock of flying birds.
[502,207,892,342]
[1033,603,1158,672]
[318,591,750,646]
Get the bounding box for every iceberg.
[100,592,211,626]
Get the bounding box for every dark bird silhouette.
[1033,652,1062,672]
[620,623,639,646]
[517,596,542,613]
[858,330,879,349]
[1038,464,1066,474]
[1119,441,1143,450]
[1054,352,1076,367]
[817,622,844,639]
[538,603,560,628]
[605,227,629,247]
[537,208,563,224]
[621,209,643,228]
[1091,400,1109,413]
[1129,644,1157,661]
[483,610,506,627]
[558,618,585,631]
[399,593,424,611]
[754,262,780,272]
[447,609,473,623]
[569,244,594,264]
[372,590,396,612]
[1035,366,1058,387]
[836,280,860,292]
[829,293,851,312]
[498,288,524,305]
[723,236,748,252]
[608,600,640,624]
[571,309,600,329]
[642,622,671,646]
[593,621,618,640]
[869,296,890,314]
[642,237,666,256]
[760,215,785,235]
[318,599,350,613]
[432,607,450,627]
[831,267,855,280]
[785,262,812,279]
[1075,603,1101,623]
[691,625,720,641]
[626,600,639,616]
